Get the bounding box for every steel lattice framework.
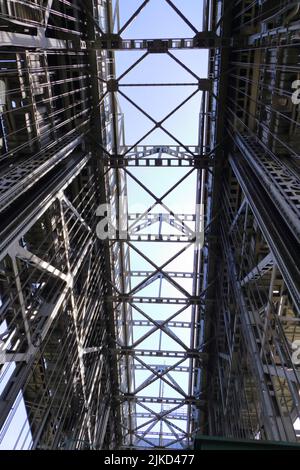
[92,0,215,449]
[0,0,216,450]
[0,0,300,451]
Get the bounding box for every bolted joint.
[193,157,211,169]
[193,32,220,48]
[198,79,212,92]
[97,33,122,50]
[109,156,125,168]
[107,79,119,92]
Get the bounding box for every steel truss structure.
[0,0,299,451]
[205,0,300,442]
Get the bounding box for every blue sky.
[113,0,208,146]
[113,0,204,38]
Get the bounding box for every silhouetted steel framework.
[0,0,299,450]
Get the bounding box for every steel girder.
[3,0,299,451]
[0,0,122,450]
[209,161,300,441]
[91,0,219,450]
[205,0,300,443]
[0,152,112,448]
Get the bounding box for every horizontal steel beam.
[118,395,205,406]
[128,213,196,221]
[134,364,190,372]
[111,235,195,242]
[108,296,202,305]
[117,348,207,359]
[104,156,212,168]
[128,320,192,329]
[108,78,212,91]
[92,33,225,51]
[127,270,200,279]
[249,22,300,45]
[0,28,69,49]
[123,145,201,156]
[134,412,188,421]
